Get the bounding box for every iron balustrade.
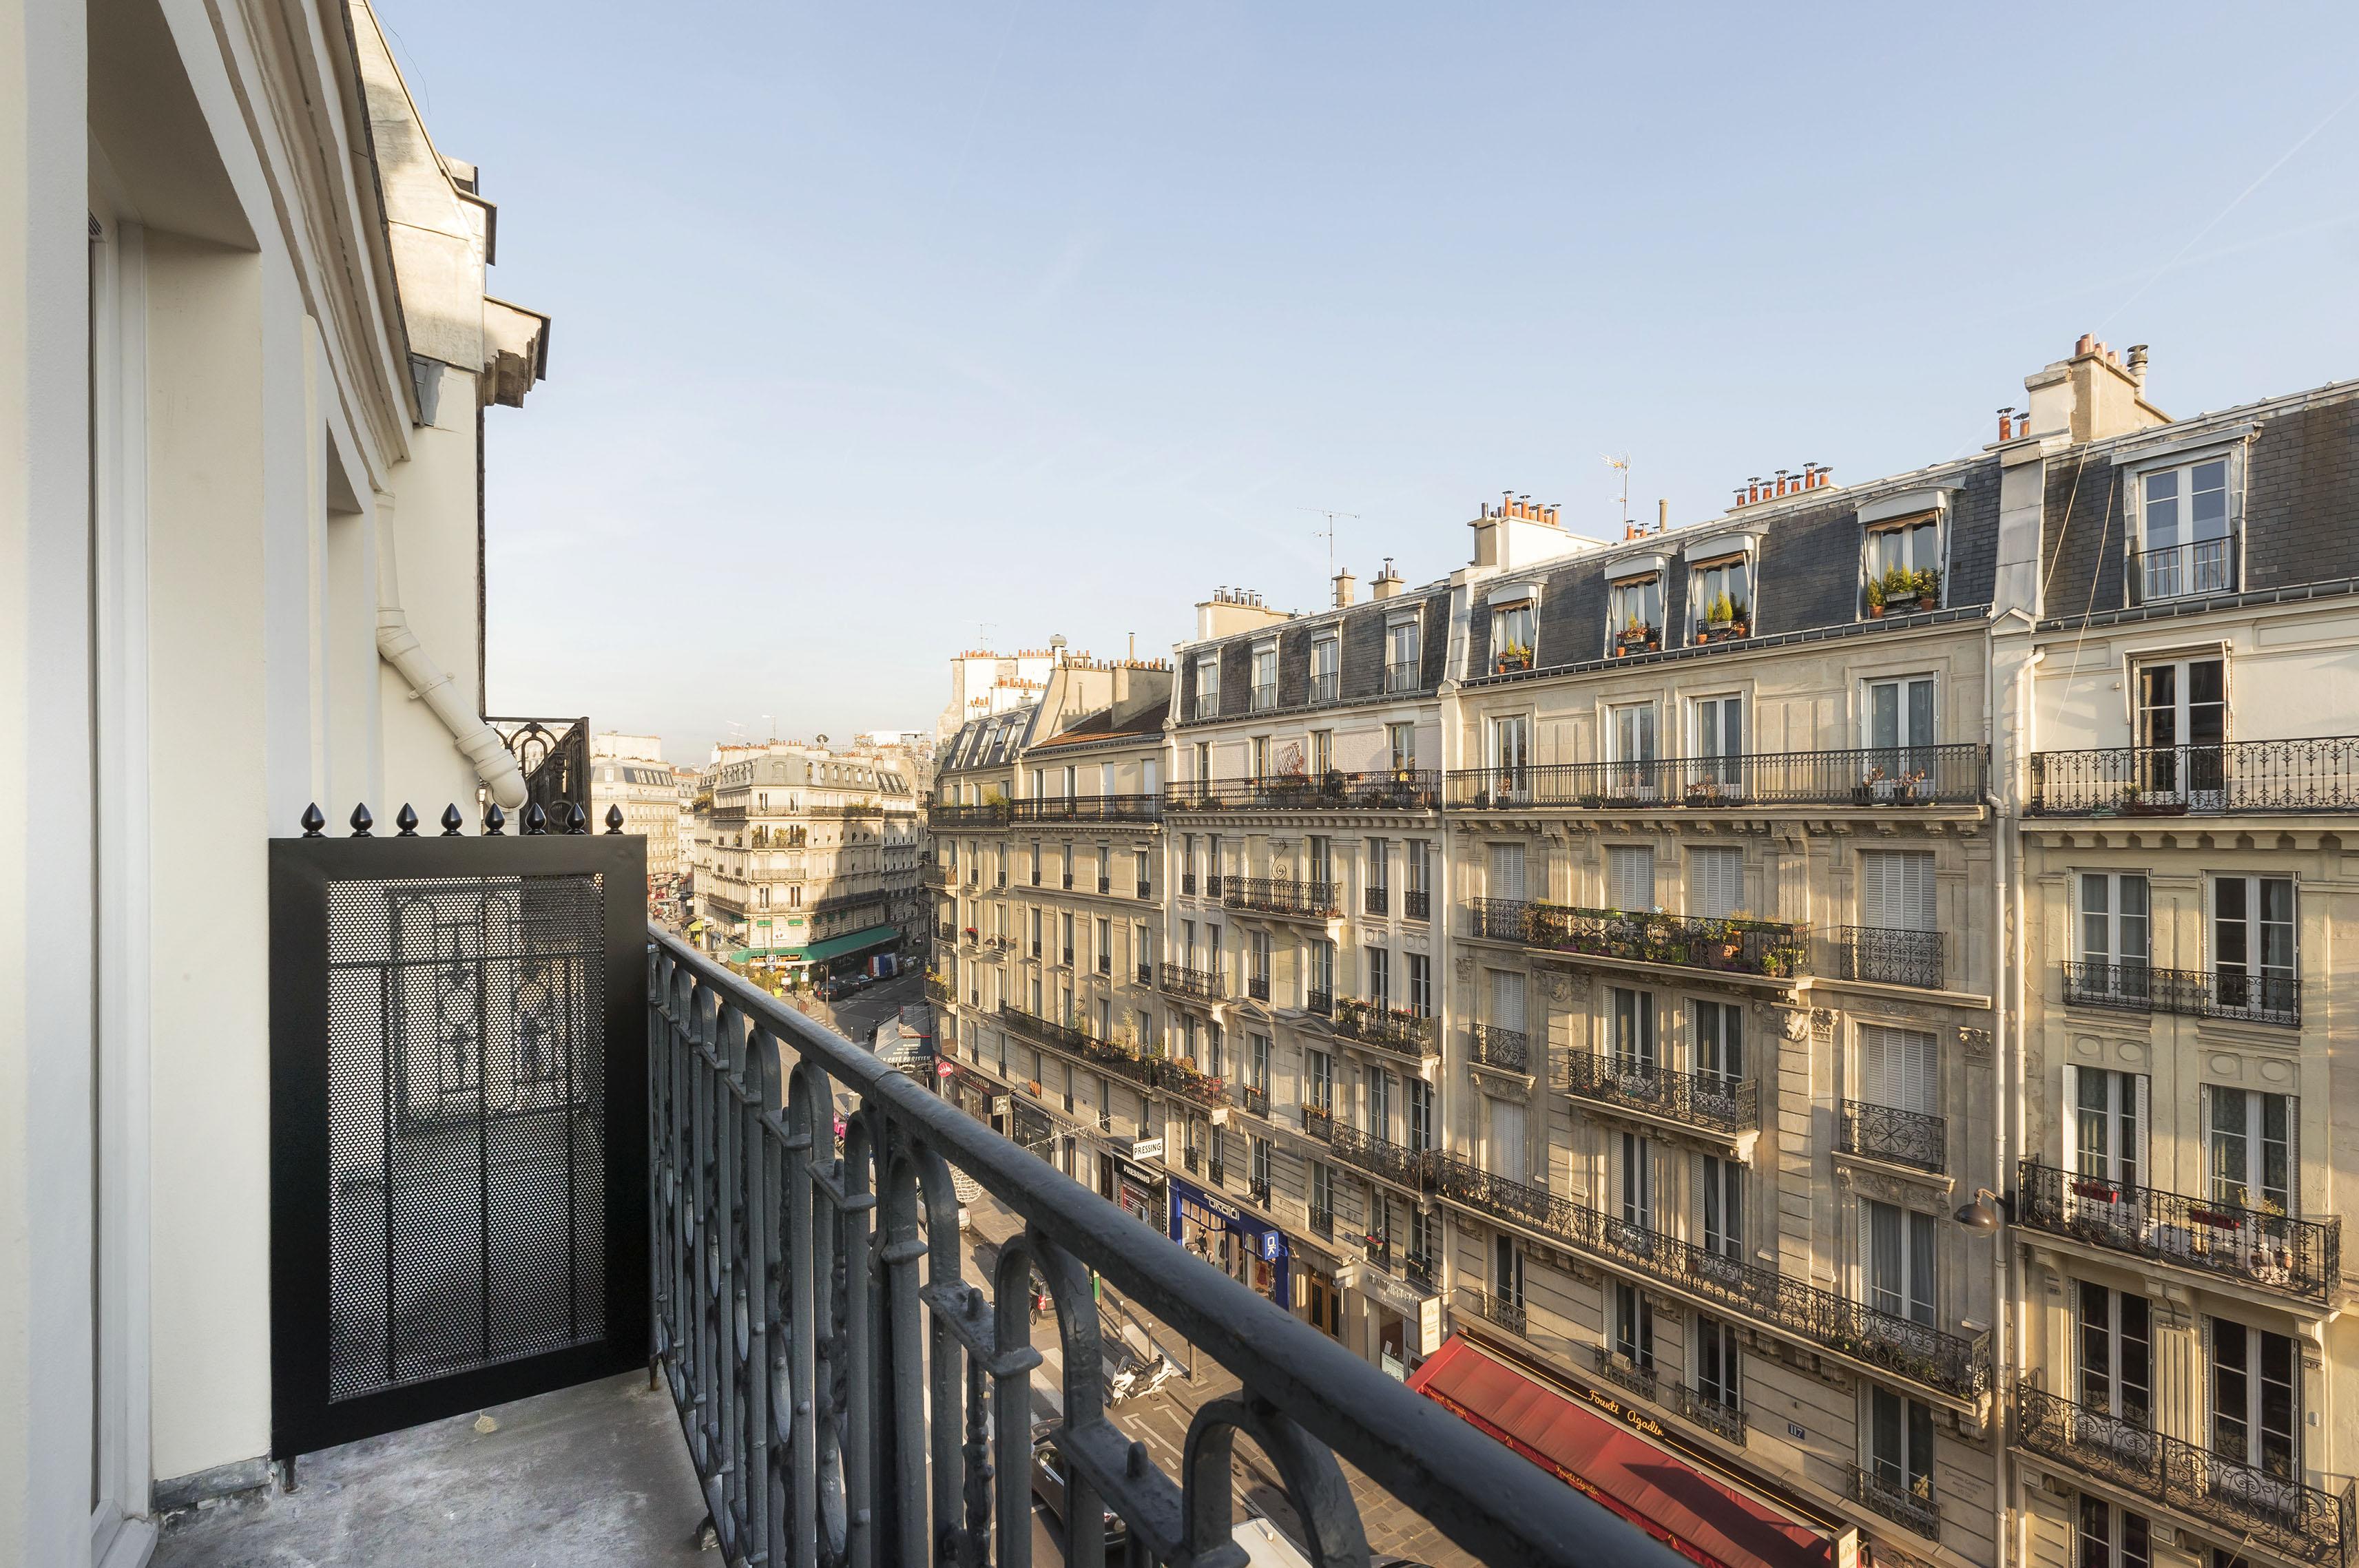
[1008,794,1164,824]
[1136,879,1152,899]
[1225,877,1342,919]
[997,1005,1163,1094]
[1468,899,1809,981]
[2062,959,2300,1026]
[1384,661,1420,694]
[1673,1382,1747,1445]
[1182,1145,1201,1175]
[1448,742,1986,810]
[1404,889,1431,922]
[2014,1380,2356,1565]
[1251,682,1279,712]
[1424,1151,1986,1401]
[1097,954,1112,976]
[1062,874,1074,891]
[1365,885,1389,917]
[1309,671,1342,705]
[1302,1105,1334,1142]
[1158,963,1224,1002]
[1457,1287,1526,1337]
[928,802,1012,827]
[1849,1465,1940,1540]
[1160,1059,1230,1110]
[1181,872,1197,896]
[1249,1178,1272,1210]
[1060,947,1075,968]
[1838,1100,1947,1173]
[1559,1052,1757,1134]
[1589,1346,1658,1403]
[2030,735,2359,815]
[1136,963,1154,986]
[1330,1125,1437,1191]
[1236,1084,1268,1118]
[1098,877,1112,895]
[1207,1157,1227,1187]
[1310,1206,1335,1240]
[1838,926,1945,989]
[1247,974,1271,1001]
[487,715,592,814]
[2130,530,2239,605]
[922,864,951,888]
[1332,998,1440,1058]
[1307,989,1334,1017]
[925,974,952,1003]
[1165,771,1442,813]
[1468,1023,1530,1074]
[1207,875,1225,898]
[1406,1251,1436,1291]
[650,932,1692,1568]
[2015,1160,2342,1305]
[1362,1235,1394,1273]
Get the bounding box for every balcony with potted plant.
[1692,592,1749,645]
[1493,640,1535,675]
[1613,615,1660,656]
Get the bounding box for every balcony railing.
[1135,962,1154,986]
[1250,1178,1272,1209]
[1332,998,1440,1058]
[1362,1234,1394,1273]
[1365,885,1389,917]
[2015,1160,2342,1305]
[1457,1286,1526,1337]
[1208,1156,1227,1187]
[1468,900,1809,981]
[1309,1204,1336,1240]
[1247,974,1269,1001]
[1008,793,1163,823]
[921,863,951,888]
[1838,1100,1946,1173]
[1561,1052,1756,1135]
[1448,743,1986,810]
[487,715,590,814]
[1302,1104,1334,1142]
[1673,1382,1748,1445]
[1309,671,1341,705]
[1589,1345,1657,1403]
[652,933,1684,1568]
[1849,1465,1940,1540]
[1404,888,1430,922]
[2062,959,2300,1026]
[1330,1125,1436,1191]
[1158,1058,1229,1109]
[1224,876,1342,919]
[2014,1381,2355,1565]
[997,1005,1164,1094]
[1384,660,1420,694]
[1165,771,1442,813]
[1307,987,1334,1017]
[927,801,1011,827]
[1235,1083,1269,1118]
[1468,1023,1530,1074]
[1251,681,1278,712]
[1838,926,1944,989]
[1158,963,1224,1002]
[1406,1251,1436,1290]
[1135,879,1152,899]
[1426,1151,1986,1401]
[1181,872,1197,896]
[2130,530,2239,605]
[2030,735,2359,816]
[924,974,952,1003]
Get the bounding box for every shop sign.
[990,1094,1011,1114]
[1417,1295,1444,1356]
[1112,1136,1163,1162]
[1262,1231,1282,1262]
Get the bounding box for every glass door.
[2137,658,2227,806]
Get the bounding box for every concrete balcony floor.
[154,1372,707,1567]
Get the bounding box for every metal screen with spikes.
[269,813,647,1456]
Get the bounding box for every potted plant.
[1727,600,1750,638]
[1496,640,1535,673]
[1704,589,1737,639]
[1879,565,1921,614]
[1617,615,1653,654]
[1914,567,1942,609]
[1865,576,1887,618]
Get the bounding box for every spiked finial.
[440,804,465,836]
[565,801,589,835]
[349,803,374,837]
[605,804,625,835]
[484,802,506,835]
[300,803,326,837]
[521,801,548,836]
[395,803,419,837]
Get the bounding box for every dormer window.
[1309,633,1340,704]
[1384,619,1421,693]
[1690,555,1752,643]
[1193,656,1220,715]
[1488,583,1540,674]
[1251,642,1278,712]
[1608,574,1662,656]
[1864,511,1943,618]
[2131,456,2234,603]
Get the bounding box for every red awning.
[1406,1337,1833,1568]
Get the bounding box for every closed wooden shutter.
[1862,850,1936,931]
[1490,969,1526,1032]
[2059,1062,2079,1173]
[1691,847,1743,918]
[1489,842,1526,902]
[1858,1025,1938,1115]
[1610,846,1656,911]
[1493,1100,1526,1183]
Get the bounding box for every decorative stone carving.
[1453,954,1476,983]
[1958,1026,1994,1064]
[1808,1007,1836,1044]
[1836,1162,1949,1213]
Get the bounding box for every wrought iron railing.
[2015,1161,2341,1304]
[1384,661,1419,695]
[1468,1023,1530,1074]
[1307,988,1334,1017]
[1302,1104,1334,1142]
[1247,974,1270,1001]
[1406,1251,1436,1291]
[487,715,591,813]
[1158,963,1224,1002]
[1135,879,1152,899]
[1673,1382,1747,1445]
[1447,742,1986,810]
[1249,1178,1272,1209]
[997,1005,1165,1095]
[1251,682,1278,713]
[926,801,1011,827]
[1404,889,1430,921]
[2014,1381,2355,1565]
[1849,1464,1940,1540]
[922,864,951,889]
[1424,1151,1985,1401]
[1588,1344,1656,1402]
[2130,530,2239,605]
[1838,1100,1947,1173]
[1333,998,1439,1058]
[1362,1234,1394,1273]
[1009,793,1163,823]
[1207,1157,1227,1187]
[2030,735,2359,815]
[1365,886,1389,917]
[1224,877,1342,919]
[925,974,952,1003]
[1135,963,1153,987]
[1457,1286,1526,1337]
[1560,1052,1756,1134]
[1181,872,1197,896]
[1309,1205,1335,1240]
[1330,1125,1435,1191]
[2061,959,2300,1025]
[1159,1059,1229,1110]
[651,932,1687,1568]
[1236,1083,1269,1118]
[1309,671,1341,706]
[1468,899,1809,981]
[1837,926,1945,989]
[1165,771,1442,813]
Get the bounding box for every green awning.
[725,923,900,968]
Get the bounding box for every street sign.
[934,1061,954,1078]
[1261,1231,1281,1262]
[990,1094,1012,1114]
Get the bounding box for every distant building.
[590,757,685,900]
[590,731,665,763]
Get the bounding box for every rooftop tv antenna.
[1301,507,1360,576]
[1603,453,1633,530]
[975,620,996,649]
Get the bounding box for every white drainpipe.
[374,509,528,808]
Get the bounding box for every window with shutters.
[1862,1198,1936,1325]
[1492,1098,1526,1181]
[1608,845,1656,912]
[1862,851,1935,930]
[1488,842,1527,903]
[2207,1087,2294,1213]
[1690,846,1743,919]
[2079,1281,2153,1429]
[1855,1025,1939,1116]
[1489,969,1526,1033]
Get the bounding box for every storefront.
[1166,1176,1290,1310]
[1292,1242,1342,1339]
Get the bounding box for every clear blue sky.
[381,1,2359,761]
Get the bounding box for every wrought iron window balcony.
[2030,735,2359,816]
[1247,974,1270,1001]
[1405,1250,1437,1291]
[2130,530,2239,605]
[924,974,952,1003]
[1136,962,1154,986]
[1182,1145,1201,1174]
[1457,1286,1526,1337]
[1181,872,1198,896]
[1329,1125,1436,1191]
[1838,926,1945,989]
[1059,946,1075,967]
[1008,793,1165,823]
[1309,671,1341,705]
[1135,879,1152,899]
[1224,876,1342,919]
[1097,954,1112,975]
[1309,1205,1336,1240]
[1468,899,1809,981]
[997,872,1009,889]
[1424,1151,1986,1403]
[1158,1058,1229,1109]
[1404,888,1430,922]
[1384,660,1420,694]
[1332,998,1439,1058]
[1247,1176,1273,1209]
[1165,771,1442,813]
[928,801,1011,827]
[986,934,1015,953]
[1447,743,1987,810]
[1029,871,1040,887]
[1838,1100,1947,1174]
[1097,875,1112,895]
[2063,959,2300,1026]
[1158,963,1224,1002]
[1673,1382,1747,1445]
[1251,681,1279,712]
[1061,873,1075,890]
[1028,940,1042,959]
[1362,1234,1395,1273]
[1365,885,1389,917]
[2013,1380,2354,1565]
[1207,1157,1227,1186]
[996,1004,1163,1093]
[1560,1052,1758,1135]
[921,864,951,888]
[1849,1464,1940,1540]
[1302,1104,1334,1142]
[1207,874,1225,897]
[1469,1023,1530,1074]
[1589,1345,1658,1403]
[2015,1160,2342,1305]
[1306,987,1334,1017]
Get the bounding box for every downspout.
[1990,640,2045,1568]
[375,505,528,808]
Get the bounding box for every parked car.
[1030,1423,1126,1553]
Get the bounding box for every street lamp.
[1954,1188,2008,1233]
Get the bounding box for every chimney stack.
[1333,567,1356,608]
[1371,558,1404,600]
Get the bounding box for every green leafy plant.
[1706,590,1736,625]
[1880,565,1920,603]
[1866,576,1887,610]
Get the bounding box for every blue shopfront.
[1167,1175,1291,1310]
